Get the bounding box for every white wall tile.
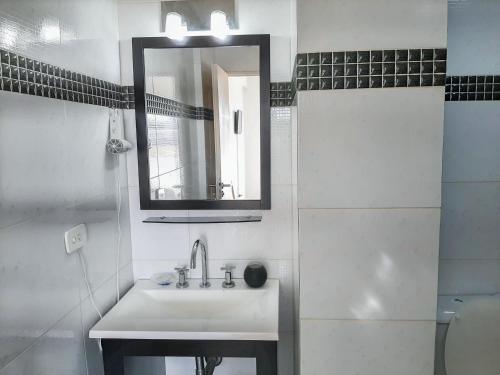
[443,104,500,183]
[298,89,444,209]
[300,319,436,375]
[0,0,120,82]
[440,182,500,260]
[271,108,292,186]
[187,185,293,260]
[0,212,81,368]
[438,259,500,295]
[300,208,440,320]
[0,305,85,375]
[297,0,447,52]
[447,0,500,75]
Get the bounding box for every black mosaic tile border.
[0,48,131,108]
[445,75,500,101]
[294,48,447,91]
[146,93,214,120]
[270,82,294,107]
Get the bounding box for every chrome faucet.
[190,239,210,288]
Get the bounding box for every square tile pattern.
[3,47,498,110]
[445,75,500,101]
[0,48,133,108]
[294,48,447,92]
[146,93,214,120]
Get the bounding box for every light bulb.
[210,11,229,39]
[165,12,186,40]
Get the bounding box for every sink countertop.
[89,279,279,341]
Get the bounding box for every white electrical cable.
[115,151,122,303]
[78,249,103,320]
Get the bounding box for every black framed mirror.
[132,34,270,210]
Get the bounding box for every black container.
[243,262,267,288]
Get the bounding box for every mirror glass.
[144,46,260,201]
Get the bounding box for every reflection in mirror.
[144,46,260,201]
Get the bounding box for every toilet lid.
[445,295,500,375]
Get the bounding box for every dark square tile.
[477,84,485,92]
[308,65,319,78]
[332,52,345,64]
[296,66,307,78]
[41,63,47,74]
[434,48,447,61]
[0,50,9,64]
[382,63,395,75]
[409,49,421,61]
[422,62,433,74]
[320,78,332,90]
[485,75,494,84]
[9,53,17,66]
[296,79,307,91]
[270,82,278,90]
[11,80,19,92]
[494,92,500,100]
[395,62,408,74]
[332,64,344,77]
[434,61,446,74]
[382,75,395,87]
[494,83,500,91]
[421,74,433,86]
[308,78,319,90]
[383,50,395,62]
[345,77,357,89]
[485,83,493,92]
[19,68,27,81]
[2,78,11,91]
[270,91,278,99]
[422,49,434,61]
[469,76,477,84]
[26,59,34,71]
[396,49,408,62]
[460,93,468,101]
[494,76,500,83]
[451,76,460,84]
[433,74,446,86]
[358,76,369,88]
[477,76,485,84]
[370,63,382,75]
[358,63,370,76]
[320,65,332,77]
[333,77,344,89]
[408,62,420,74]
[396,75,408,87]
[345,51,357,63]
[307,53,320,65]
[21,81,29,94]
[370,76,382,88]
[445,92,450,101]
[320,52,332,64]
[1,64,10,78]
[370,50,382,62]
[345,64,357,76]
[357,51,370,63]
[468,92,476,101]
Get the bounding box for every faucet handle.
[174,266,189,288]
[221,264,236,288]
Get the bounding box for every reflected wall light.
[165,12,187,40]
[210,10,229,39]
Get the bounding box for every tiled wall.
[436,1,500,374]
[117,1,297,374]
[0,1,133,374]
[296,1,446,375]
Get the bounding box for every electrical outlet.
[64,224,88,254]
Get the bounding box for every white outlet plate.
[64,224,88,254]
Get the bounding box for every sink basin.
[89,279,279,341]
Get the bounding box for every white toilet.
[436,294,500,375]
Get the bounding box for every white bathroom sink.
[89,279,279,341]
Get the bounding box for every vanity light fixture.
[164,10,231,40]
[164,12,186,40]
